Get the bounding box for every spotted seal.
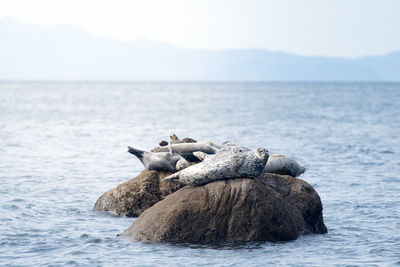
[217,143,251,153]
[127,146,188,172]
[263,154,306,177]
[193,145,249,161]
[163,148,269,186]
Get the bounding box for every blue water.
[0,82,399,266]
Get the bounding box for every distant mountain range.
[1,19,399,81]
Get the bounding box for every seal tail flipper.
[170,133,179,141]
[163,172,180,182]
[127,146,145,161]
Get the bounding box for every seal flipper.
[170,133,179,142]
[163,172,180,182]
[127,146,145,162]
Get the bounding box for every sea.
[0,82,399,266]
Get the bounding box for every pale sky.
[1,0,400,58]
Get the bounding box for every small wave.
[2,204,19,210]
[86,238,102,244]
[379,150,395,154]
[6,143,20,147]
[80,233,89,239]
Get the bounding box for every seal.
[217,143,251,153]
[158,134,197,147]
[170,134,197,144]
[193,145,249,160]
[151,141,221,162]
[163,148,269,186]
[152,141,221,153]
[127,146,188,172]
[263,155,306,177]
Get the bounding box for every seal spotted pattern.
[127,146,188,172]
[163,148,269,186]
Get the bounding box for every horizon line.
[1,79,400,83]
[1,17,399,60]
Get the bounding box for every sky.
[1,0,400,58]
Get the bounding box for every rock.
[123,173,327,243]
[93,170,185,217]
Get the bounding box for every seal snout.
[255,148,269,163]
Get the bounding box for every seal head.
[128,146,188,172]
[263,154,306,177]
[255,148,269,164]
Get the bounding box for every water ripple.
[1,82,399,266]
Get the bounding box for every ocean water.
[0,81,399,266]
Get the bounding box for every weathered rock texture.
[123,173,327,243]
[93,170,185,217]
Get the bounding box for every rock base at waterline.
[93,170,185,217]
[123,173,327,243]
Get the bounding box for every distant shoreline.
[1,80,399,83]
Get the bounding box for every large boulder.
[93,170,185,217]
[123,173,327,243]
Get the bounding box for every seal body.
[263,155,306,177]
[217,144,251,154]
[152,141,220,154]
[159,134,197,146]
[152,142,221,162]
[193,145,250,161]
[163,148,269,186]
[128,146,188,172]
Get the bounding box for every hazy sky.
[1,0,399,58]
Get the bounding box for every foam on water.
[0,82,399,266]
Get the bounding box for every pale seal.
[127,146,188,172]
[163,148,269,186]
[263,155,306,177]
[158,134,197,147]
[170,133,197,144]
[152,141,221,162]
